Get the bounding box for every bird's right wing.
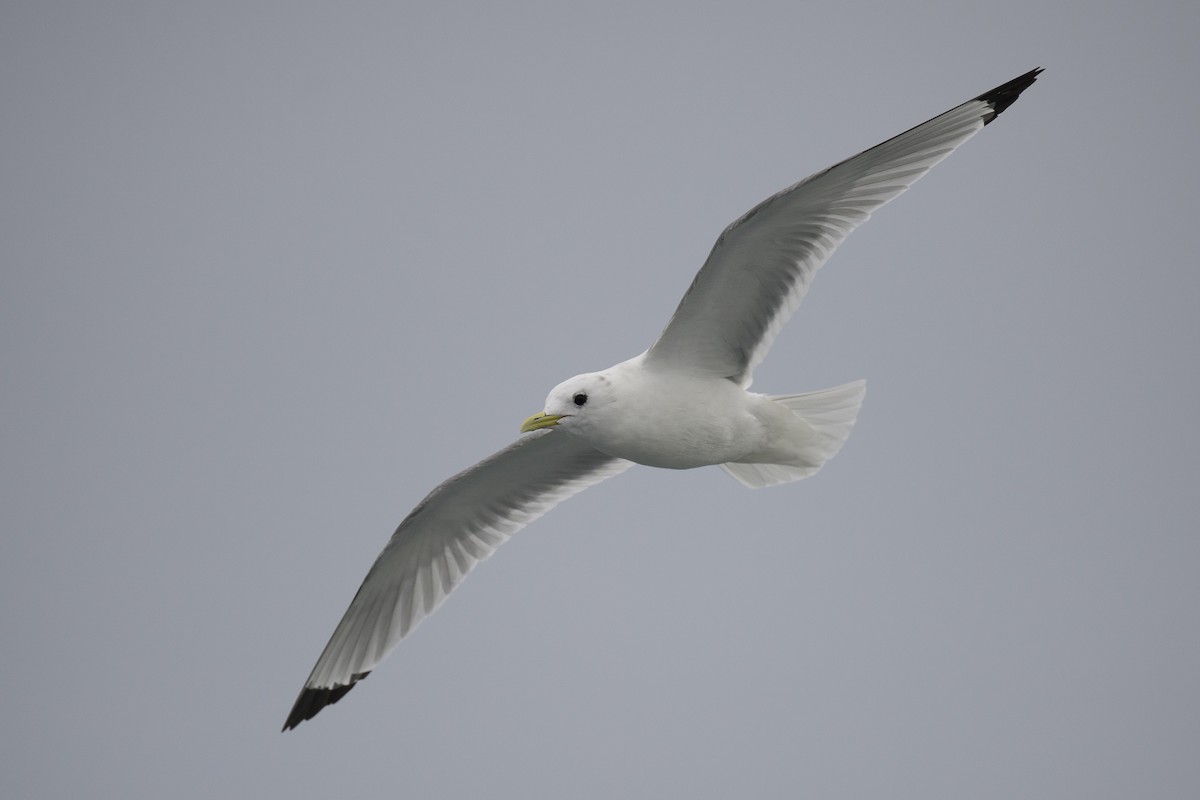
[644,68,1042,386]
[283,429,631,730]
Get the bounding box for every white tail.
[721,380,866,488]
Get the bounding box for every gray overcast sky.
[3,2,1198,798]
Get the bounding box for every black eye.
[572,392,588,407]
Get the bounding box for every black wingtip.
[281,672,371,732]
[976,67,1043,125]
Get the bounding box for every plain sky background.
[3,2,1198,798]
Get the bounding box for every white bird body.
[539,355,767,469]
[535,353,861,474]
[283,68,1043,731]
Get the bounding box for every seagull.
[283,68,1042,730]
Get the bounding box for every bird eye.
[572,392,588,407]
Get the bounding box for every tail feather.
[721,380,865,488]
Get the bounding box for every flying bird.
[284,68,1042,730]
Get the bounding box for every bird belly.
[583,397,764,470]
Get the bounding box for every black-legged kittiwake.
[284,68,1042,731]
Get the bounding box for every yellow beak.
[520,412,564,433]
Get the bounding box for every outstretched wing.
[283,430,631,730]
[644,68,1042,386]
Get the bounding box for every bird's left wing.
[644,68,1042,386]
[283,430,631,730]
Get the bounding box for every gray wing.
[644,68,1041,386]
[283,430,631,730]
